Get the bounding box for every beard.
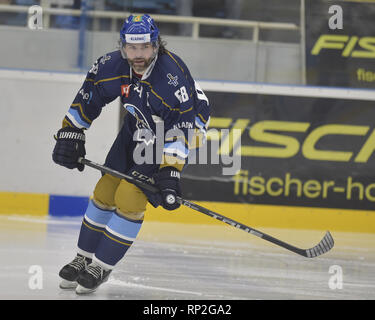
[128,57,154,73]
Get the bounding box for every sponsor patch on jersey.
[173,121,194,130]
[167,73,179,87]
[121,84,131,98]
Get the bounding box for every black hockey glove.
[52,127,86,171]
[153,167,181,211]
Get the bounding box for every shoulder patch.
[89,54,112,75]
[167,73,179,87]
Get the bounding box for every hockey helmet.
[120,14,159,45]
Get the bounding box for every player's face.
[124,42,157,73]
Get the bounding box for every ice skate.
[75,262,112,294]
[59,254,92,289]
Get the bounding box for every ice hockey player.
[52,14,210,294]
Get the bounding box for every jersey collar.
[129,54,158,81]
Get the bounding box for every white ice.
[0,214,374,300]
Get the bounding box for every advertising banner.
[182,91,375,211]
[305,0,375,88]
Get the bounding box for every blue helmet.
[120,14,159,45]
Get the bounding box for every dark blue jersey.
[63,49,210,164]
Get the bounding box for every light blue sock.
[93,212,143,269]
[77,200,114,257]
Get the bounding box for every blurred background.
[0,0,303,83]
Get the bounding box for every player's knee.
[93,174,121,209]
[114,179,147,220]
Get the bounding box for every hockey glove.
[153,167,181,211]
[52,127,86,171]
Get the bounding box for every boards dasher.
[52,14,210,295]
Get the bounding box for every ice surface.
[0,214,374,300]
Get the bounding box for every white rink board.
[0,69,119,196]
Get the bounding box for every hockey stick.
[78,157,334,258]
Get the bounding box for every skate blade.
[75,284,97,295]
[59,279,78,290]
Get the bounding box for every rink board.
[2,71,375,234]
[0,191,374,233]
[183,90,375,213]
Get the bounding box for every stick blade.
[304,231,334,258]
